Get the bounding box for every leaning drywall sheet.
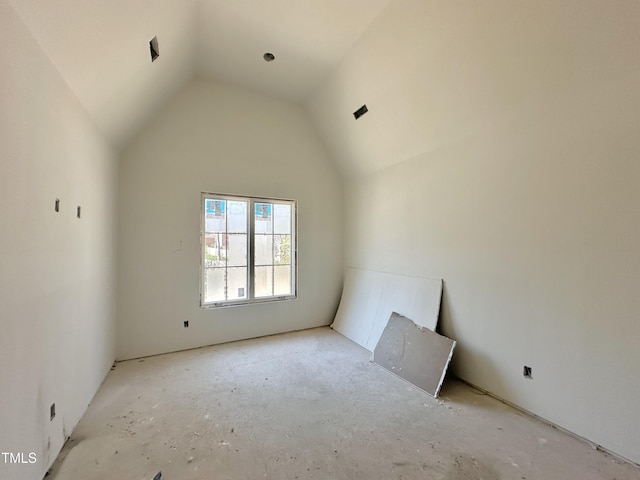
[372,312,456,398]
[331,268,442,351]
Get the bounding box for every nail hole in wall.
[55,198,60,212]
[77,206,81,218]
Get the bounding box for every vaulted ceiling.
[7,1,640,178]
[7,0,391,151]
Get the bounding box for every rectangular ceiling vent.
[150,36,159,62]
[353,104,368,120]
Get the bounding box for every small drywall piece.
[331,268,442,351]
[372,312,456,398]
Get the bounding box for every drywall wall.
[0,3,118,479]
[116,77,343,360]
[307,0,640,465]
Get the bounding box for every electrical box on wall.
[150,36,159,62]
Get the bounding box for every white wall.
[307,0,640,465]
[0,3,118,479]
[116,77,343,360]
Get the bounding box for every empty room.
[2,1,640,479]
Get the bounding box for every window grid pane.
[254,234,273,267]
[254,266,273,298]
[274,265,292,296]
[227,234,248,267]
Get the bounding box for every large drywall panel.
[373,312,455,398]
[116,77,343,360]
[324,0,640,464]
[332,268,442,351]
[0,3,118,479]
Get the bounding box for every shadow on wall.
[438,281,468,378]
[436,281,455,338]
[436,281,510,397]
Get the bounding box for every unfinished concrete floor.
[47,327,638,480]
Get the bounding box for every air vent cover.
[353,104,368,120]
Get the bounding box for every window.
[201,193,296,307]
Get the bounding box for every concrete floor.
[47,327,638,480]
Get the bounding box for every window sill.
[201,295,297,309]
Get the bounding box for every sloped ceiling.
[6,0,391,151]
[9,0,639,177]
[195,0,391,101]
[305,0,640,177]
[6,0,197,151]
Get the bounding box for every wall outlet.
[523,366,533,379]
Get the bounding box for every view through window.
[201,193,296,306]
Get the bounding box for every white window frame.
[200,192,297,308]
